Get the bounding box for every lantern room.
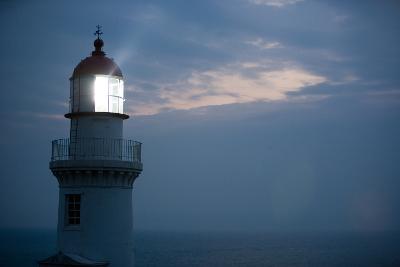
[66,35,127,118]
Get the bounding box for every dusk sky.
[1,0,399,232]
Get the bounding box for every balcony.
[50,138,142,171]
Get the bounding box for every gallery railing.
[51,138,142,162]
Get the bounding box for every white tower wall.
[57,185,134,266]
[70,116,123,140]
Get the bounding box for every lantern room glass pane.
[109,78,119,96]
[119,80,124,98]
[118,98,124,114]
[73,78,80,112]
[69,80,73,113]
[118,80,124,113]
[109,96,119,113]
[94,76,108,112]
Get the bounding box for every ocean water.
[0,230,399,267]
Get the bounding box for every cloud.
[248,0,304,7]
[328,73,359,85]
[246,38,282,50]
[126,62,327,115]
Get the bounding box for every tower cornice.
[50,159,143,172]
[52,168,140,188]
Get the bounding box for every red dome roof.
[72,55,123,77]
[71,38,123,78]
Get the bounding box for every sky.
[0,0,399,232]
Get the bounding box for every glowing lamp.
[94,75,124,113]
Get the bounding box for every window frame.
[65,194,81,230]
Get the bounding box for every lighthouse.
[39,26,142,267]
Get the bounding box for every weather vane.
[94,25,103,39]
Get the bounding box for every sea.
[0,229,399,267]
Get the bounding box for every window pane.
[109,96,119,113]
[119,80,124,98]
[73,78,80,112]
[118,98,124,114]
[73,195,81,202]
[109,78,119,96]
[69,80,73,113]
[94,76,108,112]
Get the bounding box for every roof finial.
[94,25,103,40]
[92,25,105,56]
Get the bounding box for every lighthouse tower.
[39,27,142,267]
